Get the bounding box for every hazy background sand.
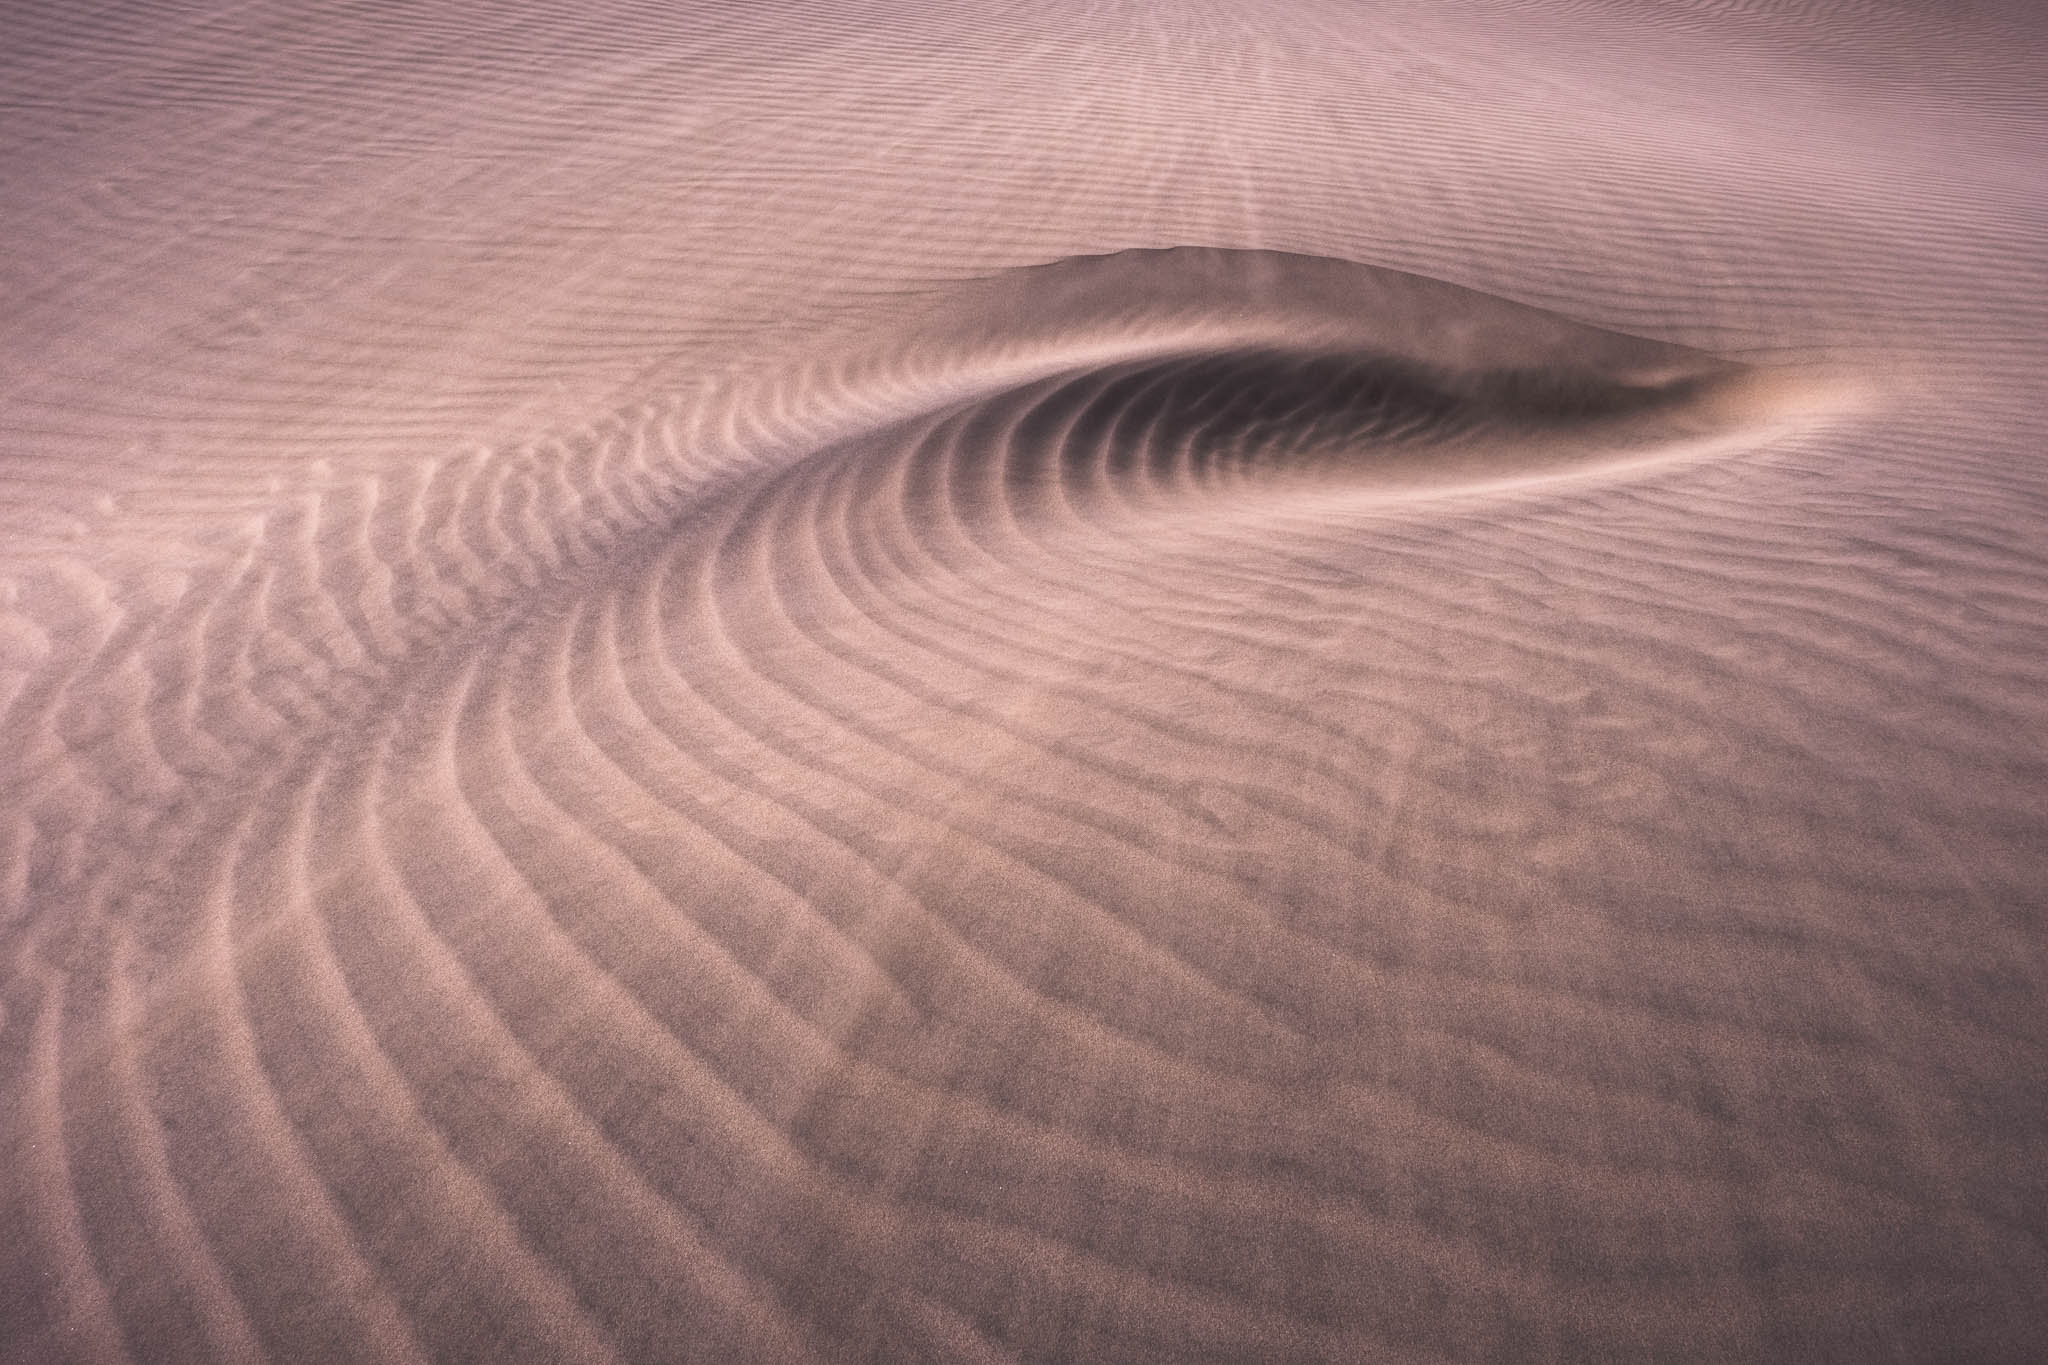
[3,1,2045,1360]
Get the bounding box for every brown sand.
[3,1,2045,1360]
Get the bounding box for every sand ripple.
[3,7,2044,1364]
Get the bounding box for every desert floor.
[3,1,2045,1361]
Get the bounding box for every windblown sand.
[4,1,2045,1361]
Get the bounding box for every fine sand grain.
[3,1,2045,1361]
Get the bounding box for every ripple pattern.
[4,4,2047,1364]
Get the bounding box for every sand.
[3,0,2045,1360]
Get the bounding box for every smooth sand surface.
[3,1,2045,1360]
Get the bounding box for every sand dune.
[3,1,2045,1361]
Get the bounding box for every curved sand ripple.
[4,3,2046,1362]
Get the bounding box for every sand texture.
[3,0,2045,1360]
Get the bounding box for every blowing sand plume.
[2,1,2045,1361]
